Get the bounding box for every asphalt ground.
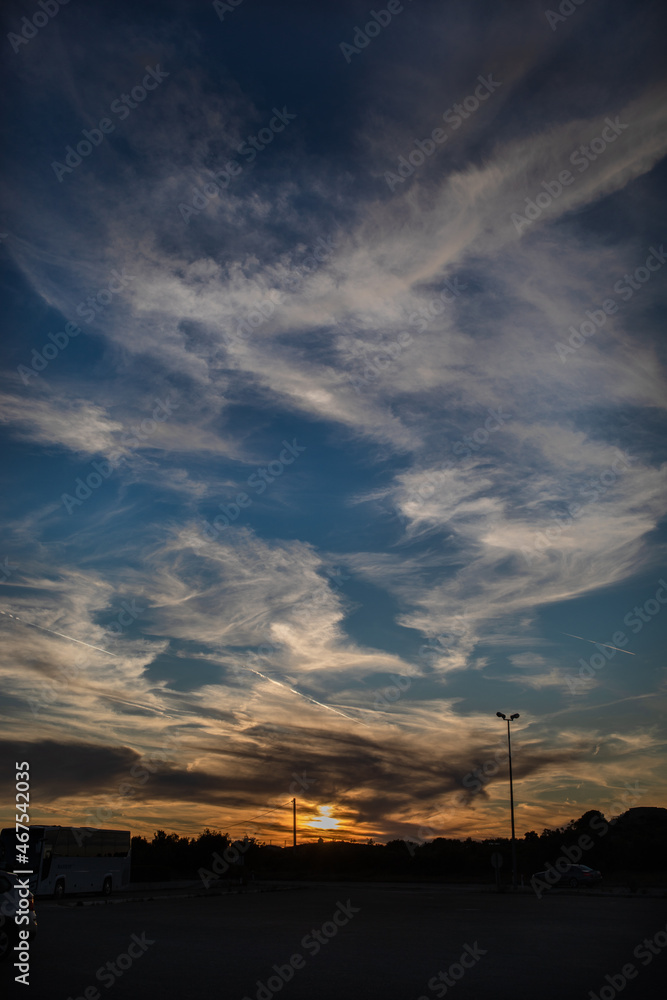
[2,883,666,1000]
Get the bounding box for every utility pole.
[292,797,297,849]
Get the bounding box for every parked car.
[531,863,602,889]
[0,871,37,962]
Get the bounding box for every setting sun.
[306,806,340,831]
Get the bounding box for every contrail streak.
[243,664,369,727]
[0,609,117,656]
[562,632,635,655]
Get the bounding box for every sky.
[0,0,666,847]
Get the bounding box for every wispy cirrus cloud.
[1,0,666,842]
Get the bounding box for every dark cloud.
[1,740,141,802]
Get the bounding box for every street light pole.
[496,711,520,888]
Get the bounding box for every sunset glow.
[306,807,341,832]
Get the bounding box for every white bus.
[0,826,131,898]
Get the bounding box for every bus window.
[41,846,52,881]
[53,828,77,857]
[84,831,105,857]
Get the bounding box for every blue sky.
[1,0,666,844]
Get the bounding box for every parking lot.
[3,883,666,999]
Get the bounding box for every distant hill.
[616,806,667,823]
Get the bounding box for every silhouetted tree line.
[131,828,236,881]
[130,807,667,883]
